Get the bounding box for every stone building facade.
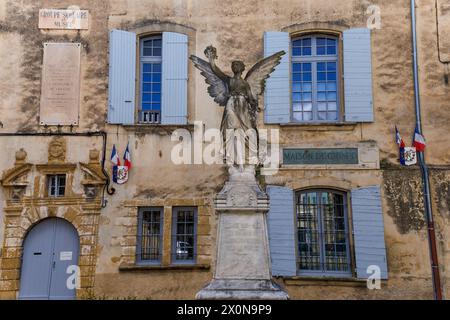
[0,0,449,300]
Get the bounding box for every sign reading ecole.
[283,148,359,165]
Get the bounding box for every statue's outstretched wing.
[245,51,286,98]
[189,55,229,106]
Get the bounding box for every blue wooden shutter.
[264,32,291,124]
[351,185,388,279]
[161,32,188,125]
[343,28,374,122]
[108,29,136,124]
[267,185,297,276]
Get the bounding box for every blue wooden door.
[19,218,79,300]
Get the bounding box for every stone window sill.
[279,122,358,131]
[122,123,195,132]
[118,263,210,272]
[279,276,386,287]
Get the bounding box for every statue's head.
[231,61,245,74]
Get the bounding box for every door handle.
[52,261,56,269]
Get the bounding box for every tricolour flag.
[123,142,132,170]
[110,144,121,183]
[110,144,121,166]
[395,126,406,166]
[413,127,426,152]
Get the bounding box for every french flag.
[123,143,132,170]
[110,144,121,183]
[110,144,121,166]
[413,127,426,152]
[395,126,406,165]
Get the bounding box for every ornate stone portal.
[196,166,289,299]
[0,139,107,299]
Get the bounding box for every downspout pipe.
[410,0,443,300]
[0,131,116,207]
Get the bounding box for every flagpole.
[410,0,443,300]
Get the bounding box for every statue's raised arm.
[189,46,230,107]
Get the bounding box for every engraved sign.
[39,9,89,30]
[40,43,81,126]
[215,214,270,280]
[283,148,359,165]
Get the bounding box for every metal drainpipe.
[0,131,116,207]
[410,0,443,300]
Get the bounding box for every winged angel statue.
[190,46,285,172]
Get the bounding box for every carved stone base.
[196,165,289,300]
[196,279,289,300]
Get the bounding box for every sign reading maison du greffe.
[283,148,359,165]
[38,9,89,30]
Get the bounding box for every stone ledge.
[118,263,211,272]
[279,122,358,131]
[281,276,386,287]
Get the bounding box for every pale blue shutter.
[108,29,136,124]
[267,185,297,277]
[351,185,388,279]
[161,32,188,125]
[264,32,291,124]
[343,28,374,122]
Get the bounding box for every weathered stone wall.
[0,0,449,299]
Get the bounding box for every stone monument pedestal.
[196,166,289,300]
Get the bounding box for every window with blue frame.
[140,36,162,124]
[292,35,339,122]
[296,189,351,276]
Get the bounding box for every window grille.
[137,208,163,263]
[47,175,66,197]
[172,207,197,263]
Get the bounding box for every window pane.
[317,46,326,55]
[153,64,161,72]
[151,83,161,92]
[173,209,196,262]
[293,63,301,72]
[143,74,152,82]
[143,48,152,56]
[293,73,301,82]
[292,47,301,56]
[318,112,327,120]
[152,93,161,103]
[302,73,312,81]
[317,92,327,101]
[302,92,312,102]
[293,83,302,92]
[153,39,162,47]
[153,48,162,57]
[302,102,312,112]
[143,64,151,73]
[327,112,338,121]
[142,84,152,92]
[142,93,151,102]
[139,209,162,262]
[293,103,302,112]
[302,82,312,92]
[302,47,312,56]
[297,192,321,271]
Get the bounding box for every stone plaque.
[40,43,81,126]
[215,213,271,280]
[283,148,359,165]
[39,9,89,30]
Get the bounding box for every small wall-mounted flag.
[110,144,121,184]
[124,142,132,170]
[413,126,426,152]
[395,126,406,166]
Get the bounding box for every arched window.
[139,35,163,123]
[296,189,351,276]
[291,35,339,122]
